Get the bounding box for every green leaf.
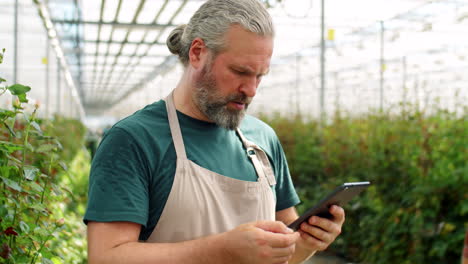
[1,177,22,192]
[25,142,34,152]
[2,121,17,138]
[51,183,63,196]
[460,200,468,215]
[58,161,67,171]
[0,77,5,83]
[31,121,43,135]
[30,203,47,215]
[6,154,21,166]
[60,185,72,195]
[8,84,31,95]
[15,251,30,262]
[51,257,63,264]
[30,203,47,211]
[29,181,44,193]
[34,226,50,237]
[23,111,30,121]
[38,135,55,140]
[19,221,30,234]
[17,93,28,103]
[42,257,54,264]
[24,166,39,181]
[54,139,63,150]
[0,140,23,152]
[36,144,58,153]
[0,204,7,217]
[0,108,16,119]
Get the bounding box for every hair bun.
[167,24,186,55]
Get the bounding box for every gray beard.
[193,63,250,130]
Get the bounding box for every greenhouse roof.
[1,0,467,122]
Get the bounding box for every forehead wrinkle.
[231,63,270,76]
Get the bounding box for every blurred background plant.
[262,103,467,264]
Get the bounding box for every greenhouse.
[0,0,467,263]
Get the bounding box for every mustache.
[226,93,252,105]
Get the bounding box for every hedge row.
[262,107,467,264]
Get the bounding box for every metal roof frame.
[46,0,191,114]
[40,0,468,117]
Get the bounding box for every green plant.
[0,48,88,264]
[49,149,89,264]
[262,105,467,264]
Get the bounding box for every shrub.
[262,106,467,263]
[0,48,87,264]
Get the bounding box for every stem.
[30,228,56,264]
[40,155,53,204]
[11,109,35,258]
[32,154,53,232]
[28,111,52,260]
[7,112,19,254]
[10,112,32,229]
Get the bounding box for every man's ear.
[188,38,208,69]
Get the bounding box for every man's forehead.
[231,63,270,76]
[206,26,273,76]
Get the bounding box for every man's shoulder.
[94,100,171,165]
[99,100,171,150]
[240,114,278,145]
[241,114,275,133]
[112,100,168,134]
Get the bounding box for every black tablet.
[288,182,371,231]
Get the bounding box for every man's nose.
[239,77,258,98]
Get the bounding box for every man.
[85,0,345,263]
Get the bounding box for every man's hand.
[296,205,345,252]
[221,221,300,264]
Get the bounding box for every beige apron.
[146,91,277,243]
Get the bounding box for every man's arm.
[276,206,345,264]
[87,221,221,264]
[87,220,300,264]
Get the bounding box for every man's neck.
[173,74,212,123]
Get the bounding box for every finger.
[265,231,300,248]
[300,222,334,244]
[299,229,329,251]
[272,255,292,264]
[255,221,293,234]
[308,216,342,237]
[330,205,345,224]
[270,243,296,257]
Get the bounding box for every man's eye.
[232,68,246,75]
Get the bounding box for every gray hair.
[167,0,274,66]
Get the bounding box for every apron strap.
[163,89,275,186]
[236,128,277,186]
[164,91,188,159]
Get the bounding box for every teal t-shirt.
[84,100,300,240]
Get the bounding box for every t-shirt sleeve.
[84,127,150,226]
[272,136,301,211]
